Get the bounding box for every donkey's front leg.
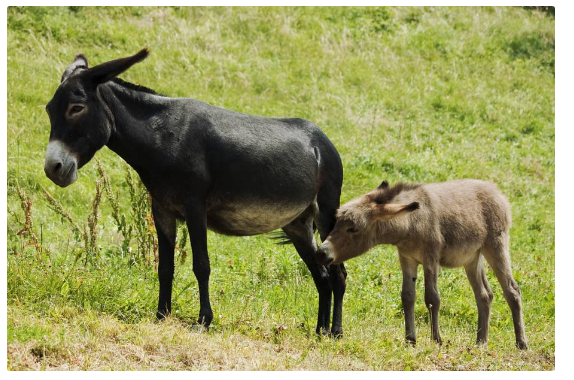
[423,256,442,344]
[153,201,177,320]
[185,198,213,327]
[399,254,418,344]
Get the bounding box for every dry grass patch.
[8,306,554,370]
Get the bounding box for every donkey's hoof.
[191,324,209,332]
[315,327,330,337]
[406,337,416,346]
[156,311,169,321]
[330,329,344,339]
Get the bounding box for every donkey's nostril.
[53,162,62,173]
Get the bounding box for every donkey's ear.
[378,180,389,189]
[85,48,149,85]
[373,202,419,221]
[61,54,89,83]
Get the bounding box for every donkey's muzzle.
[44,140,78,187]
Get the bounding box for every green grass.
[7,6,554,370]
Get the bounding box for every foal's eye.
[346,227,359,234]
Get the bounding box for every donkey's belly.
[206,199,310,236]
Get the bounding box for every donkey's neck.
[100,81,172,173]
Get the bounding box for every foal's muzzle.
[44,141,78,187]
[315,241,335,266]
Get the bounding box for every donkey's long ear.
[373,202,419,221]
[61,54,89,83]
[86,48,149,85]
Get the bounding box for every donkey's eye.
[346,227,359,234]
[70,105,84,114]
[67,104,85,117]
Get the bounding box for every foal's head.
[44,49,149,187]
[316,181,419,265]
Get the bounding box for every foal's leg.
[283,208,332,335]
[152,200,176,320]
[185,197,213,327]
[399,254,418,344]
[464,253,494,345]
[482,234,527,349]
[423,256,442,344]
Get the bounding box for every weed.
[13,178,42,256]
[124,163,157,265]
[41,178,103,264]
[96,158,133,254]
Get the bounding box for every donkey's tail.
[269,222,317,246]
[269,231,293,245]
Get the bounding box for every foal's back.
[404,180,512,267]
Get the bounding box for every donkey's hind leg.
[464,253,494,345]
[328,263,346,337]
[282,207,332,335]
[482,233,528,349]
[316,188,346,337]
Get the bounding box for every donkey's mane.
[111,77,162,96]
[369,182,422,204]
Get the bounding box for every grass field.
[7,7,555,370]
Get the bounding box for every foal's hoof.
[516,341,528,350]
[406,338,416,347]
[475,338,488,347]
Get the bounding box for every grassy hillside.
[7,7,554,370]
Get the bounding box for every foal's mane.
[369,182,422,204]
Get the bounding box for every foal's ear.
[378,180,389,189]
[373,202,419,221]
[61,54,89,83]
[85,48,149,85]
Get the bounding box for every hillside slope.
[7,7,554,370]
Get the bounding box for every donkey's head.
[44,48,149,187]
[316,181,419,265]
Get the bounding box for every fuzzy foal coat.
[316,179,527,349]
